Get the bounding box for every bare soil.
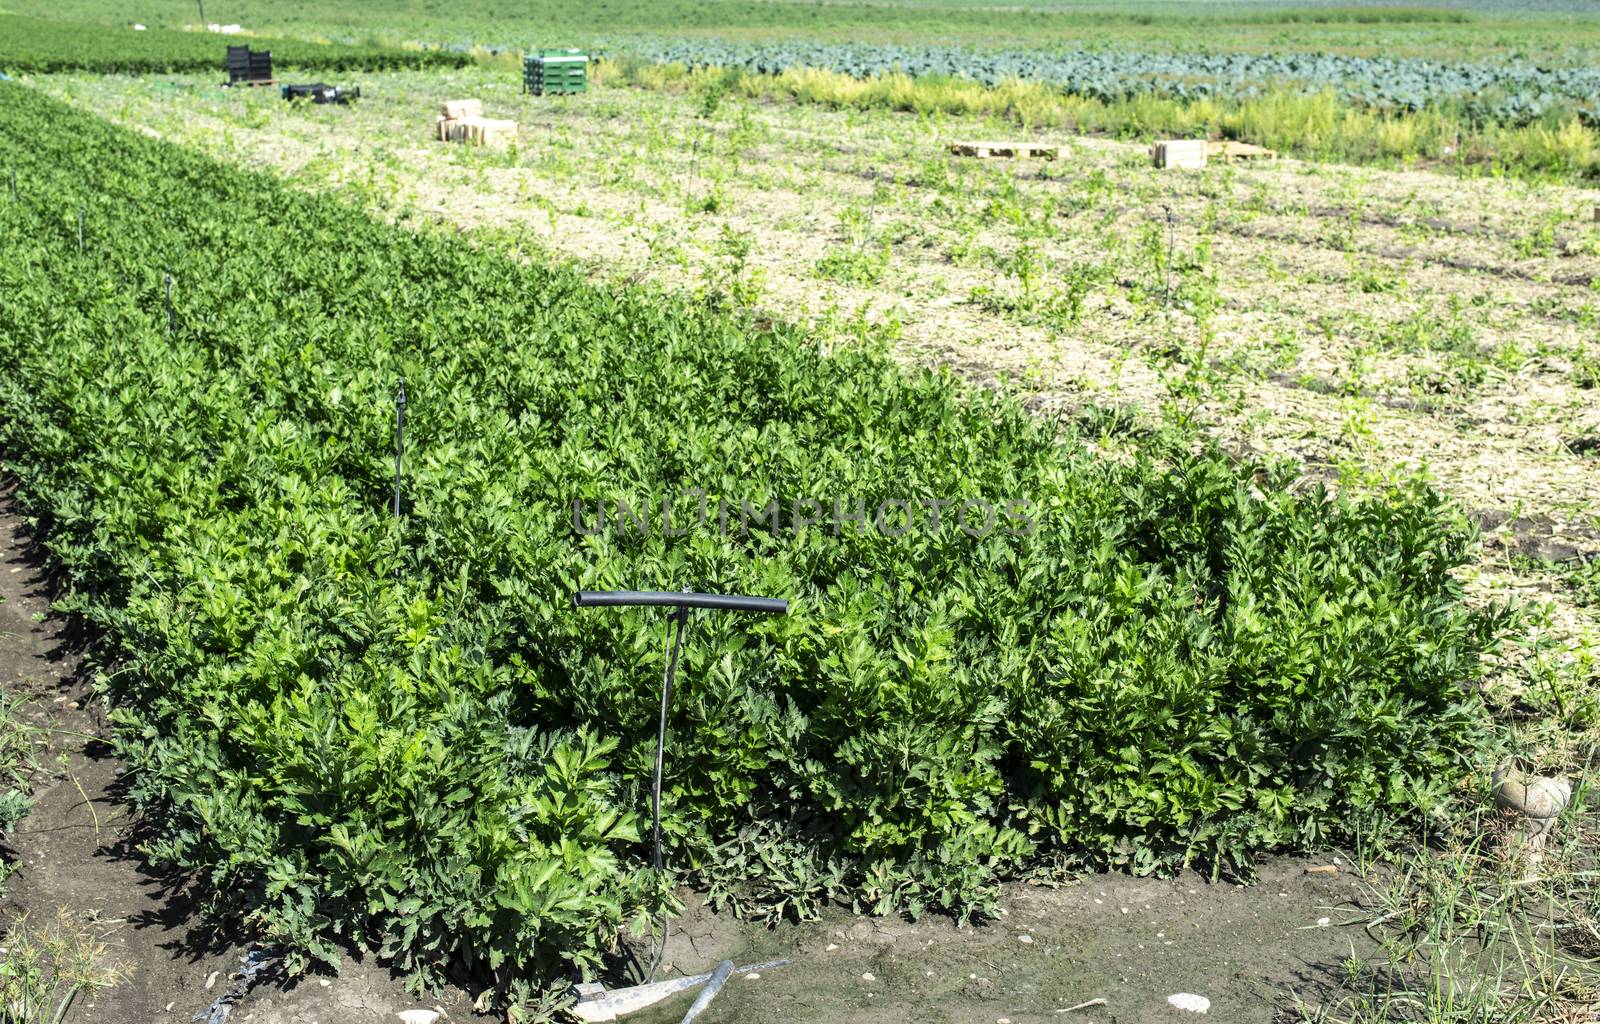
[644,867,1381,1024]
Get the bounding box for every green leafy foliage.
[630,39,1600,128]
[0,15,472,75]
[0,84,1510,1011]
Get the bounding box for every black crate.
[226,46,273,85]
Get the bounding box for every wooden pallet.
[437,115,519,145]
[948,140,1060,160]
[1152,139,1207,169]
[1207,140,1278,162]
[441,98,483,120]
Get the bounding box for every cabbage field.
[621,39,1599,125]
[0,78,1517,1015]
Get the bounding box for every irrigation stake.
[393,378,406,518]
[165,268,174,334]
[1163,204,1175,305]
[572,589,787,980]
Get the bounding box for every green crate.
[524,49,587,95]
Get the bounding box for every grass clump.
[0,910,127,1024]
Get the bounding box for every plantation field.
[0,14,472,74]
[42,69,1600,560]
[9,3,1600,180]
[5,59,1598,1019]
[3,4,1600,1021]
[0,74,1548,1017]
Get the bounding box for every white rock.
[1168,993,1210,1014]
[1018,934,1034,944]
[861,972,876,982]
[204,971,220,990]
[132,24,146,30]
[1316,917,1331,927]
[743,973,760,981]
[825,943,838,951]
[397,1011,440,1024]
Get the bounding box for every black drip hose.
[652,607,688,874]
[648,607,689,980]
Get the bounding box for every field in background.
[6,3,1600,181]
[4,0,1598,59]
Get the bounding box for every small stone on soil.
[744,973,760,981]
[1018,934,1033,943]
[204,971,220,990]
[1167,992,1210,1014]
[862,972,876,982]
[825,943,838,951]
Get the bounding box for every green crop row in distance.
[0,82,1510,1016]
[0,15,472,75]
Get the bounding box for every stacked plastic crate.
[524,49,588,95]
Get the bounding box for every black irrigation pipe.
[393,378,406,519]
